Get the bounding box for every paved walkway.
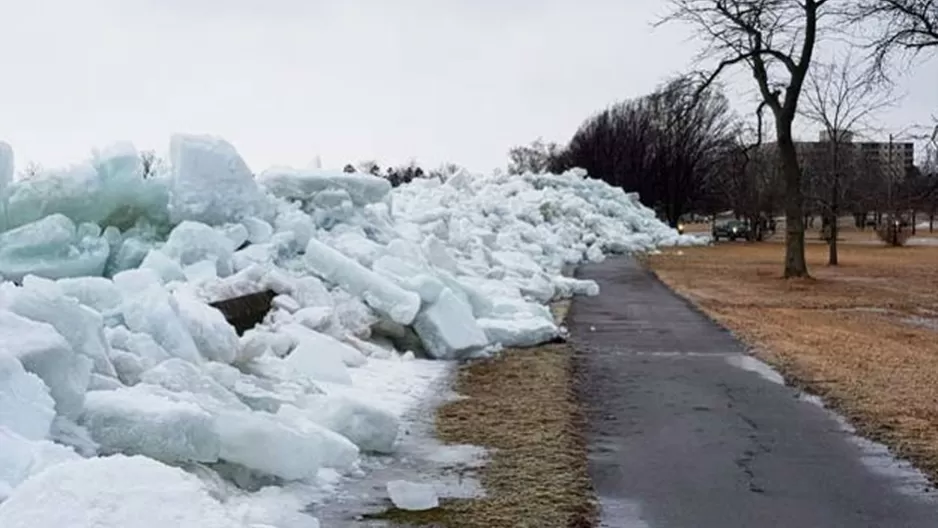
[569,257,938,528]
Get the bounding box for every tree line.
[509,0,937,276]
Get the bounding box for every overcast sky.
[0,0,934,174]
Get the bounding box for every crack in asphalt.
[570,257,938,528]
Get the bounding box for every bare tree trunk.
[912,210,917,235]
[829,145,839,266]
[930,211,935,233]
[778,134,809,277]
[829,185,839,266]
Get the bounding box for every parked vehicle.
[712,220,750,241]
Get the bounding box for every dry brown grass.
[374,299,595,528]
[645,240,938,480]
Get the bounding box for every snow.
[0,455,243,528]
[0,427,79,501]
[386,480,440,511]
[0,137,700,525]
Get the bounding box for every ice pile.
[0,134,699,526]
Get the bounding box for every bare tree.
[645,76,739,226]
[662,0,832,278]
[924,125,938,231]
[507,138,563,175]
[800,53,896,264]
[554,77,738,227]
[140,150,157,179]
[849,0,938,77]
[357,160,382,176]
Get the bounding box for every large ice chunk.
[161,221,236,277]
[552,276,600,298]
[274,405,360,472]
[8,277,116,378]
[0,427,79,502]
[119,286,202,364]
[0,455,243,528]
[0,311,91,419]
[478,317,559,348]
[372,255,445,304]
[139,249,186,284]
[81,385,221,463]
[280,323,366,367]
[168,134,270,225]
[282,333,353,386]
[105,326,171,365]
[236,329,293,363]
[0,355,55,440]
[241,216,273,244]
[412,288,488,359]
[55,276,122,313]
[260,167,391,206]
[0,214,110,281]
[139,359,246,411]
[172,291,239,364]
[0,141,12,230]
[203,361,316,413]
[386,480,439,511]
[215,410,326,480]
[303,393,399,453]
[4,143,170,232]
[305,237,420,325]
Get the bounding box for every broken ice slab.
[386,480,439,511]
[0,214,110,282]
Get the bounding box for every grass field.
[374,301,595,528]
[645,234,938,481]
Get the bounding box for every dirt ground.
[645,238,938,481]
[375,301,595,528]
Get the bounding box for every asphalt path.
[569,257,938,528]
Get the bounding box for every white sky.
[0,0,934,173]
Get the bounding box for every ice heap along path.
[0,135,700,527]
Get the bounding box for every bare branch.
[847,0,938,80]
[661,0,831,277]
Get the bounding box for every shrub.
[876,221,912,246]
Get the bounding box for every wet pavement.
[569,257,938,528]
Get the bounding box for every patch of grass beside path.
[644,240,938,482]
[372,300,596,528]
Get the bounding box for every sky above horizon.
[0,0,935,174]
